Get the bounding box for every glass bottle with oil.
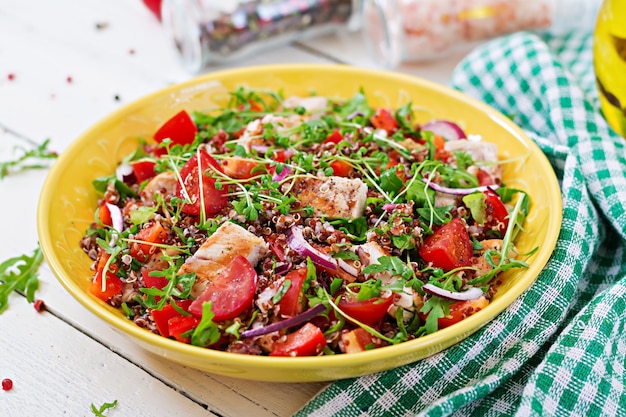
[594,0,626,137]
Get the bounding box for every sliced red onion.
[105,202,123,246]
[347,111,364,121]
[116,163,134,182]
[240,303,326,338]
[274,262,293,276]
[422,284,484,301]
[250,144,270,155]
[422,120,467,141]
[287,226,337,270]
[382,203,397,211]
[105,203,124,233]
[272,165,292,182]
[423,178,499,195]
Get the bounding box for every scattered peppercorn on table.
[0,1,473,416]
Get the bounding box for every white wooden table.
[0,1,477,415]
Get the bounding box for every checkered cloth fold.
[296,31,626,417]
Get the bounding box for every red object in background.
[142,0,162,21]
[33,299,45,312]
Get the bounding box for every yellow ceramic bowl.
[37,64,562,382]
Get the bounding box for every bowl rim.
[37,63,563,378]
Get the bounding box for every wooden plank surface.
[0,1,464,415]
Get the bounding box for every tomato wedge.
[131,159,157,183]
[129,221,168,262]
[329,160,353,177]
[151,300,193,337]
[270,323,327,357]
[324,129,344,145]
[154,110,198,146]
[419,218,473,270]
[168,315,199,343]
[97,202,112,227]
[370,108,398,134]
[189,255,258,321]
[338,294,394,326]
[177,149,228,216]
[437,296,489,329]
[222,157,262,179]
[476,169,495,186]
[276,267,308,317]
[89,252,123,301]
[142,269,169,291]
[484,188,509,234]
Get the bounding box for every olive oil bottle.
[594,0,626,137]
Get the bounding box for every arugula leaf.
[416,205,452,227]
[272,279,291,304]
[90,400,118,416]
[462,192,487,225]
[392,234,416,251]
[0,247,43,314]
[497,187,531,215]
[0,139,58,179]
[406,180,435,207]
[330,277,343,295]
[191,301,221,347]
[129,206,157,225]
[379,168,404,195]
[328,217,368,242]
[394,102,417,132]
[332,249,360,261]
[362,256,414,280]
[419,296,452,334]
[335,92,374,120]
[92,176,138,200]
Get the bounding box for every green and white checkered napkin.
[296,30,626,417]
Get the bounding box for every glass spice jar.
[362,0,603,68]
[161,0,362,73]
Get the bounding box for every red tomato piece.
[338,294,394,326]
[142,0,162,20]
[272,148,295,164]
[222,157,262,179]
[129,222,168,262]
[131,159,157,183]
[269,323,327,357]
[484,188,509,234]
[97,202,112,227]
[168,315,199,343]
[329,160,353,177]
[370,108,398,134]
[273,150,287,163]
[419,218,473,270]
[341,327,376,353]
[432,135,450,161]
[89,253,123,301]
[151,300,193,338]
[324,129,344,144]
[177,149,228,216]
[269,240,286,262]
[437,296,489,329]
[189,255,258,321]
[142,269,169,291]
[154,110,198,146]
[276,268,308,317]
[476,169,495,186]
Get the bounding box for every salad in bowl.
[79,86,533,357]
